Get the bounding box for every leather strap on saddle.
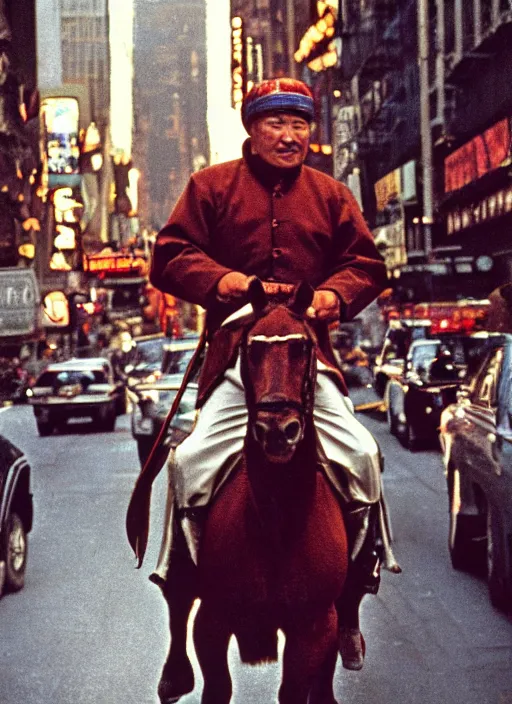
[126,326,207,567]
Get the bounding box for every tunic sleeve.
[319,184,387,320]
[150,174,233,308]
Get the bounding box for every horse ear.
[289,282,314,316]
[247,277,268,314]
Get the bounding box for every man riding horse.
[127,78,398,703]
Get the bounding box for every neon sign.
[231,17,246,111]
[83,254,146,275]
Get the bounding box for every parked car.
[130,374,198,466]
[0,434,33,597]
[28,357,126,436]
[386,334,492,449]
[124,332,170,387]
[372,319,432,397]
[161,335,201,375]
[439,332,512,612]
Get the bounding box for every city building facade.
[337,0,512,305]
[134,0,209,229]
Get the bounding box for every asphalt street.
[1,387,512,704]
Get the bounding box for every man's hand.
[306,289,340,322]
[217,271,253,301]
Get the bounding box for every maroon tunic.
[151,139,387,404]
[127,142,387,564]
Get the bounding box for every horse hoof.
[158,690,181,704]
[157,663,194,703]
[158,680,192,704]
[338,628,365,671]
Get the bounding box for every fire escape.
[339,0,404,171]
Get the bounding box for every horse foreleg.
[194,602,233,704]
[157,528,197,703]
[279,605,338,704]
[307,641,339,704]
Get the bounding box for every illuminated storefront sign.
[446,185,512,235]
[444,118,511,194]
[375,168,402,212]
[0,269,39,337]
[374,221,407,272]
[231,16,246,110]
[40,97,81,187]
[42,291,70,328]
[83,253,146,275]
[295,4,338,72]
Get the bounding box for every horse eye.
[289,340,306,359]
[249,341,265,361]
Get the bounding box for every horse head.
[241,278,317,464]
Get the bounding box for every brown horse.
[192,280,348,704]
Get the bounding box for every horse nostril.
[283,419,302,444]
[253,421,268,444]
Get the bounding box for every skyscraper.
[134,0,208,227]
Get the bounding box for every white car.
[28,357,127,436]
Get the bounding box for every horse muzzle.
[252,406,304,462]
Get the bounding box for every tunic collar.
[242,138,302,192]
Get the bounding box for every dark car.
[161,336,201,375]
[372,319,432,397]
[0,435,33,597]
[28,357,126,435]
[122,333,170,387]
[130,374,198,466]
[386,334,492,450]
[439,332,512,612]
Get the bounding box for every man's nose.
[280,125,296,141]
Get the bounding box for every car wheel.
[116,388,128,416]
[36,419,54,437]
[387,396,398,436]
[137,439,154,467]
[402,420,418,451]
[487,504,509,611]
[96,405,116,432]
[3,511,27,592]
[374,374,387,398]
[448,469,485,572]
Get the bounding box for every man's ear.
[289,281,314,316]
[247,277,268,315]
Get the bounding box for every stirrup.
[338,627,365,671]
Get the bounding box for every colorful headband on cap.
[242,78,315,131]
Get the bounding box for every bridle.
[240,307,318,420]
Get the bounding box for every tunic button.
[272,218,278,229]
[272,248,282,258]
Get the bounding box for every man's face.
[249,112,310,169]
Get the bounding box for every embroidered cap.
[242,78,315,132]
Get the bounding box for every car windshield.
[411,344,440,373]
[36,369,108,387]
[151,386,198,418]
[132,337,167,368]
[162,347,196,375]
[411,336,492,381]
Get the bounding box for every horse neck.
[245,418,318,539]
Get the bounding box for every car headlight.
[140,390,160,403]
[138,417,154,434]
[132,405,154,434]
